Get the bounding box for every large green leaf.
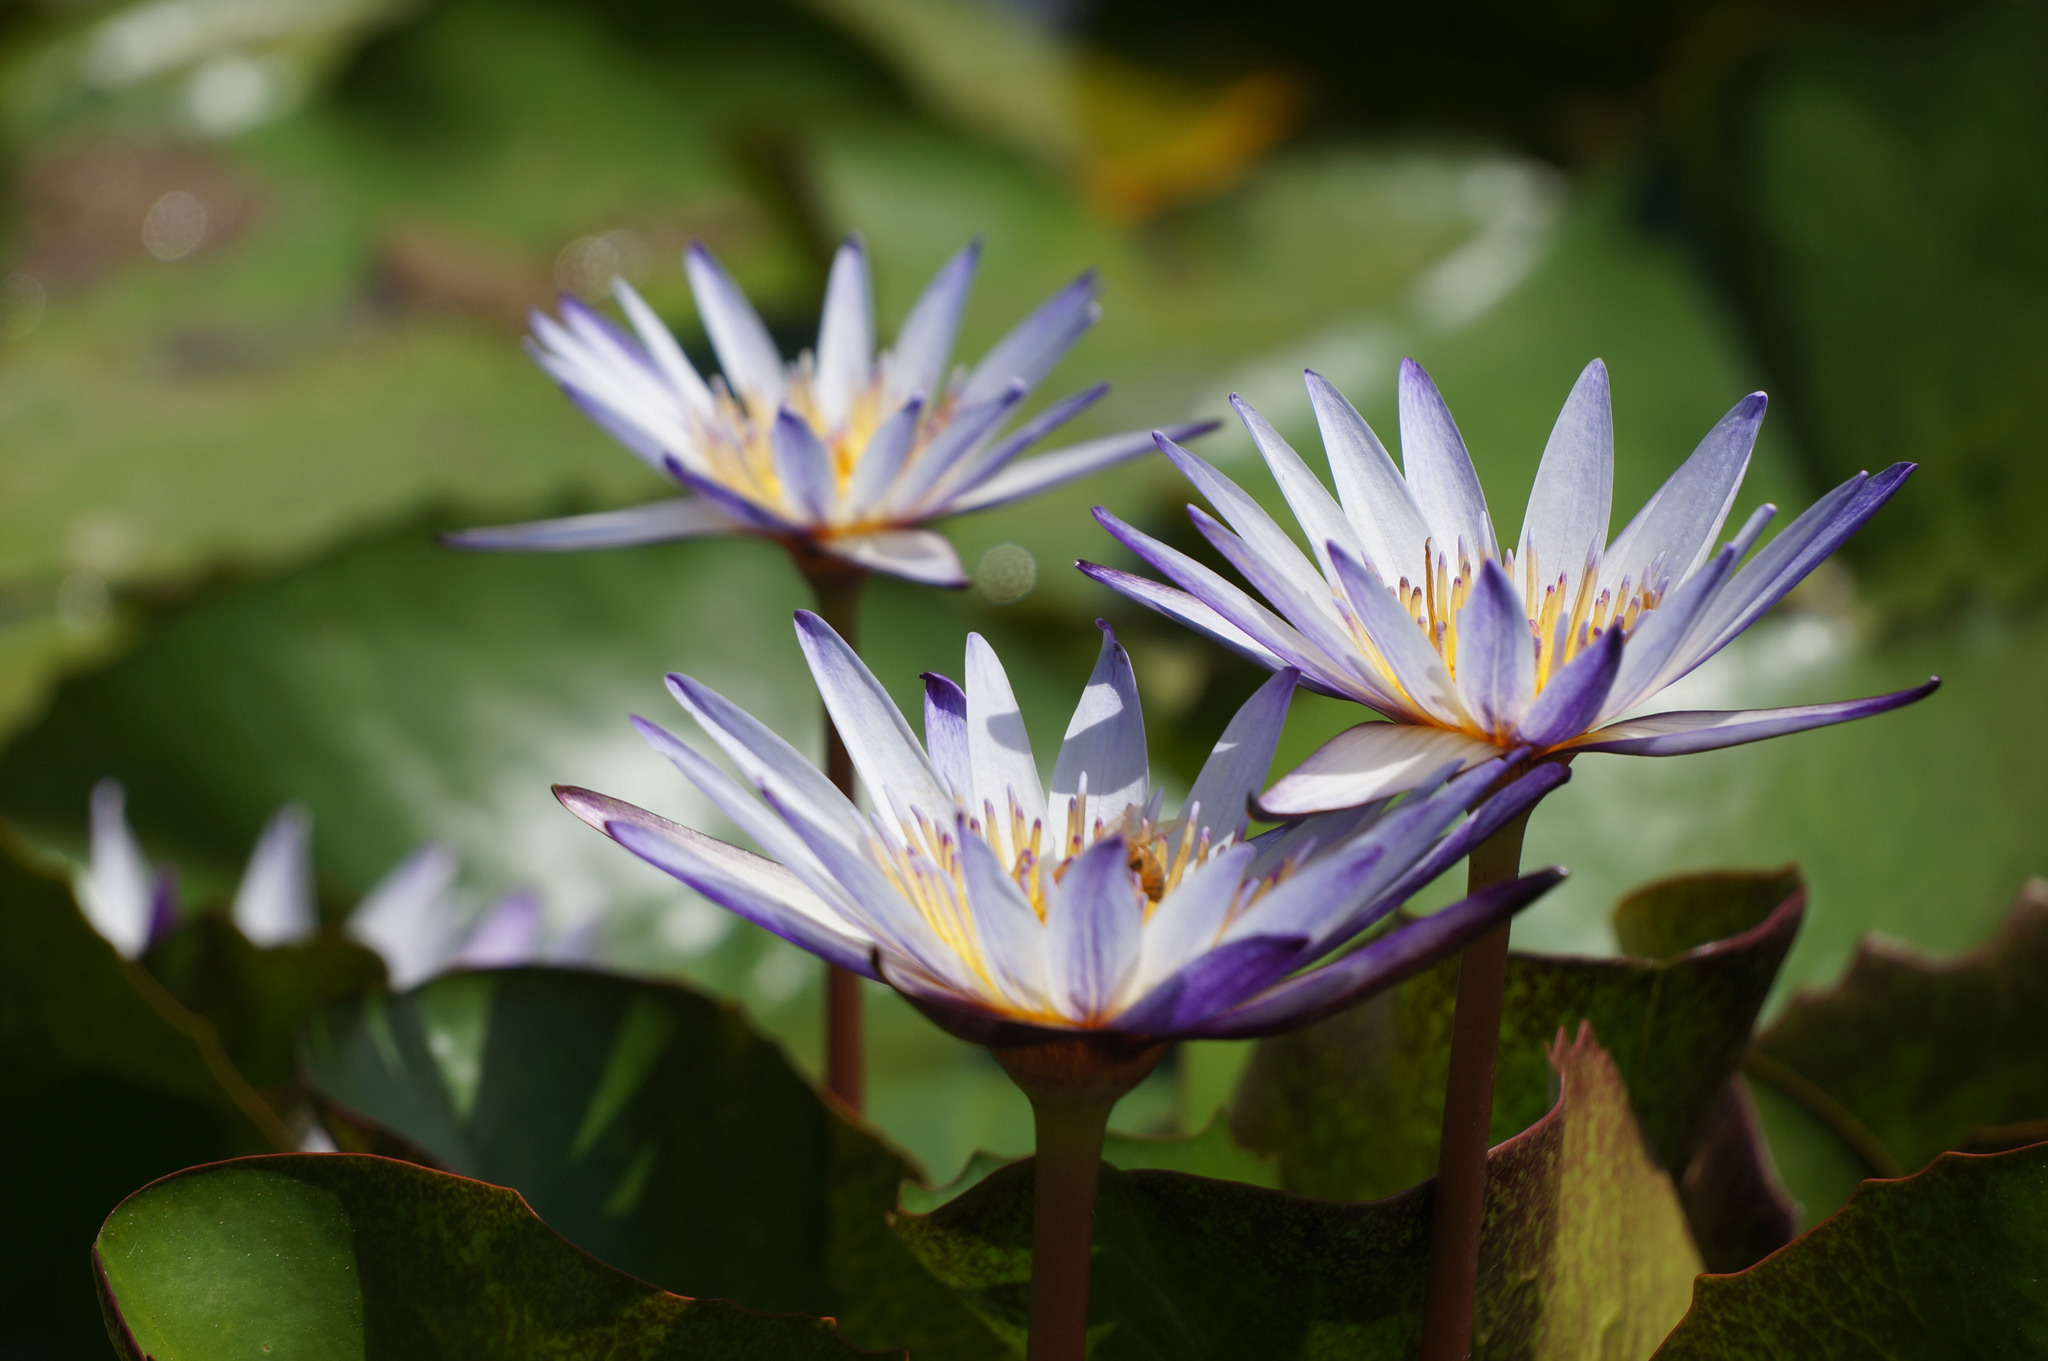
[146,914,388,1100]
[301,966,1003,1358]
[1651,1143,2048,1359]
[1746,877,2048,1186]
[896,1025,1700,1360]
[1232,869,1802,1204]
[0,829,285,1360]
[94,1154,887,1360]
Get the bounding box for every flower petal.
[82,778,156,959]
[957,826,1052,1014]
[1398,358,1497,561]
[815,236,873,432]
[1602,392,1765,599]
[965,632,1048,859]
[1260,723,1501,816]
[771,406,838,521]
[1050,622,1148,828]
[685,243,785,408]
[1126,841,1255,995]
[440,499,739,553]
[922,671,971,800]
[1305,370,1432,584]
[1353,760,1570,936]
[890,382,1027,515]
[1075,559,1298,678]
[886,239,979,406]
[821,528,968,587]
[1117,932,1308,1036]
[660,675,865,850]
[1231,393,1362,579]
[1568,680,1939,756]
[1189,869,1565,1039]
[627,714,845,888]
[1515,625,1624,747]
[232,803,317,947]
[1184,669,1297,844]
[450,891,545,970]
[842,397,924,521]
[611,277,715,420]
[793,609,954,824]
[1454,558,1536,737]
[1517,358,1612,592]
[931,382,1108,505]
[961,270,1099,406]
[941,420,1214,516]
[1326,544,1467,726]
[347,843,461,988]
[662,456,798,532]
[1044,833,1143,1020]
[1158,434,1342,628]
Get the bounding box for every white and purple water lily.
[556,614,1564,1045]
[446,236,1212,588]
[1082,359,1938,816]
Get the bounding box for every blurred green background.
[0,0,2039,1187]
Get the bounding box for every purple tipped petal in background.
[440,499,739,553]
[823,528,968,587]
[886,239,980,406]
[82,778,154,959]
[815,236,873,431]
[451,891,545,970]
[1568,679,1940,756]
[961,270,1099,406]
[232,803,317,947]
[944,421,1212,516]
[771,408,838,521]
[685,242,786,407]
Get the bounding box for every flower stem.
[995,1037,1165,1361]
[797,550,868,1113]
[1419,805,1533,1361]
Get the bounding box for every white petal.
[1231,393,1361,579]
[842,398,923,521]
[815,237,873,431]
[885,240,979,406]
[1260,723,1500,816]
[1325,546,1468,727]
[1049,624,1148,830]
[347,843,461,988]
[965,633,1047,861]
[1305,371,1432,585]
[793,610,954,826]
[441,499,739,553]
[1517,358,1612,597]
[81,779,155,959]
[612,277,715,420]
[957,827,1051,1013]
[822,528,967,587]
[1044,834,1143,1021]
[685,243,786,408]
[1397,358,1497,562]
[450,892,545,970]
[232,804,317,946]
[1601,393,1765,599]
[1183,669,1297,845]
[1128,843,1254,996]
[1453,559,1535,737]
[660,674,866,852]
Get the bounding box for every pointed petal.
[930,382,1107,506]
[957,826,1051,1013]
[1050,623,1148,827]
[815,236,873,431]
[1597,526,1757,722]
[942,420,1213,516]
[1306,370,1432,585]
[612,277,715,419]
[922,672,971,799]
[82,778,155,959]
[1075,559,1295,677]
[440,498,739,553]
[793,609,954,823]
[1231,393,1362,578]
[1397,358,1496,560]
[1118,932,1309,1036]
[771,407,837,521]
[965,633,1047,859]
[1260,723,1502,816]
[1568,680,1939,756]
[1326,545,1466,725]
[1125,842,1255,996]
[232,803,317,946]
[660,675,865,851]
[889,382,1026,515]
[685,243,785,407]
[822,528,967,587]
[842,398,924,520]
[1518,358,1612,587]
[626,716,843,892]
[451,891,545,970]
[886,239,979,406]
[1603,392,1765,597]
[1516,625,1624,747]
[1184,669,1297,844]
[1158,433,1340,624]
[1044,833,1143,1021]
[1360,761,1571,929]
[1190,869,1564,1038]
[663,456,798,533]
[347,843,461,988]
[1455,558,1536,737]
[962,271,1099,406]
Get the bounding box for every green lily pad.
[1747,877,2048,1184]
[146,914,388,1101]
[93,1153,889,1360]
[894,1024,1701,1360]
[300,966,1002,1358]
[1232,868,1803,1202]
[1651,1143,2048,1359]
[0,829,284,1361]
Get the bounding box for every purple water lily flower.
[556,614,1564,1045]
[1082,359,1937,815]
[445,236,1213,587]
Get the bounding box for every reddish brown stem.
[798,551,868,1112]
[1419,808,1532,1361]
